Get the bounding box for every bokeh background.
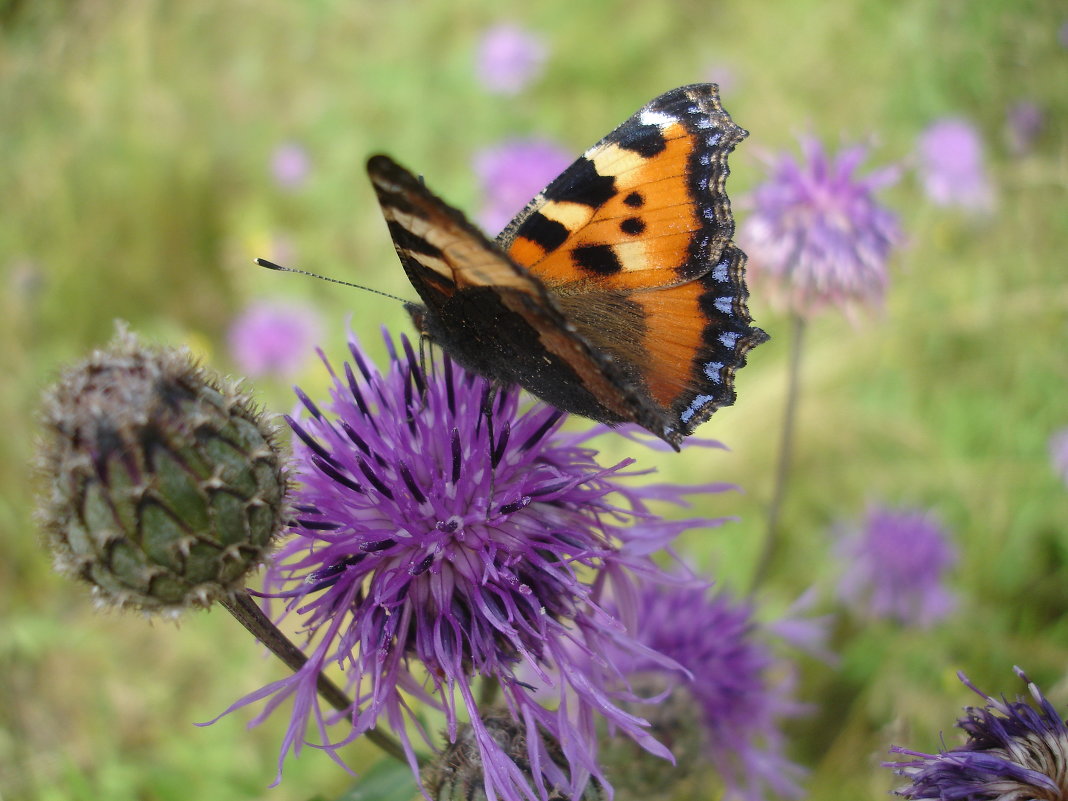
[2,1,1066,799]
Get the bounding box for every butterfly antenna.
[255,258,407,304]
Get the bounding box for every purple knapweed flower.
[609,585,810,801]
[1006,101,1044,156]
[738,138,901,318]
[475,23,548,95]
[835,506,956,628]
[473,139,574,234]
[227,299,322,379]
[271,142,310,190]
[1050,428,1068,486]
[228,330,732,801]
[888,667,1068,800]
[916,118,995,212]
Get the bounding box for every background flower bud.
[35,326,288,613]
[424,712,603,801]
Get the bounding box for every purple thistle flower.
[1050,428,1068,486]
[916,118,995,212]
[835,506,956,628]
[271,142,310,190]
[738,138,901,318]
[475,23,548,95]
[227,299,322,379]
[228,329,731,801]
[888,667,1068,801]
[609,585,810,801]
[1005,101,1044,156]
[473,140,574,235]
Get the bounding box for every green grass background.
[2,0,1066,799]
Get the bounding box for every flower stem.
[751,314,806,591]
[220,591,417,767]
[478,675,501,709]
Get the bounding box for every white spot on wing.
[712,257,730,282]
[714,296,735,314]
[681,394,715,423]
[639,108,677,128]
[719,331,740,348]
[704,362,724,382]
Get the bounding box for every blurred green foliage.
[2,0,1066,799]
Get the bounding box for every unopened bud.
[35,326,288,613]
[601,675,707,801]
[424,712,603,801]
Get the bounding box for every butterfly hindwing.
[366,83,767,449]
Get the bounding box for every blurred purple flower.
[612,585,810,801]
[738,138,901,317]
[1006,100,1044,156]
[1050,428,1068,486]
[888,667,1068,801]
[227,300,321,378]
[473,139,574,234]
[916,118,995,212]
[271,142,310,190]
[228,330,731,801]
[475,23,548,95]
[765,587,837,664]
[1060,20,1068,48]
[835,506,956,628]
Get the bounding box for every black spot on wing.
[543,158,616,208]
[516,211,570,253]
[623,191,644,208]
[573,244,623,275]
[613,123,667,157]
[619,217,646,236]
[387,220,444,260]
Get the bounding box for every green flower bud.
[600,675,708,801]
[35,326,288,614]
[424,712,603,801]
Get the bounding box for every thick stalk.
[751,314,806,591]
[220,590,416,767]
[478,675,501,709]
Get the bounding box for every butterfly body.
[369,84,768,450]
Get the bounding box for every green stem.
[478,675,501,709]
[751,314,806,591]
[220,591,417,767]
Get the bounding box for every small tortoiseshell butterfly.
[367,83,768,450]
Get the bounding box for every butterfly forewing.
[367,155,539,296]
[498,84,748,293]
[367,154,659,429]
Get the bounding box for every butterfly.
[367,83,768,450]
